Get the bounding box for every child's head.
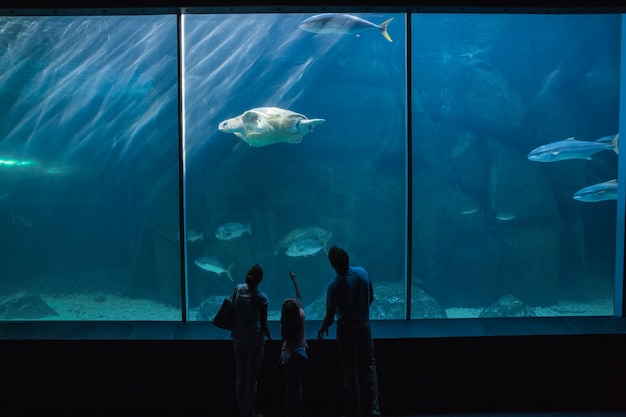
[281,298,303,342]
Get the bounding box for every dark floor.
[318,414,626,417]
[218,413,626,417]
[206,413,626,417]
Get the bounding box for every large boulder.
[439,61,527,137]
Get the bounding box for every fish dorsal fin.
[565,137,576,141]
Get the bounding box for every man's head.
[328,245,349,275]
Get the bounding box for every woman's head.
[245,264,264,288]
[281,299,303,343]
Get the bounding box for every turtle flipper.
[294,118,325,133]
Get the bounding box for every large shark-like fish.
[573,179,618,202]
[299,13,393,42]
[527,133,619,162]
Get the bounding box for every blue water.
[0,13,620,320]
[0,16,179,296]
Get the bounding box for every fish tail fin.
[227,263,235,282]
[379,18,393,42]
[247,222,252,235]
[613,132,619,155]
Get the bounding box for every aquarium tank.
[0,10,621,323]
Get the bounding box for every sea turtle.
[218,107,325,147]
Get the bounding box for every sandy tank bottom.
[0,273,614,321]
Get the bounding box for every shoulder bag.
[212,290,236,330]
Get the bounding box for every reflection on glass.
[411,14,620,318]
[183,13,407,321]
[0,16,181,320]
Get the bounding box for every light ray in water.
[183,13,349,154]
[1,16,177,174]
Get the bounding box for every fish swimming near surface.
[527,133,619,162]
[299,13,393,43]
[286,239,324,257]
[275,226,332,255]
[215,222,252,241]
[573,179,618,202]
[194,256,234,281]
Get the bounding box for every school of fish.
[528,133,619,202]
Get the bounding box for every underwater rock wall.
[412,54,596,308]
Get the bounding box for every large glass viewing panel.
[182,13,407,321]
[411,14,620,318]
[0,16,182,320]
[0,11,621,324]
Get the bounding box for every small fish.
[299,13,393,42]
[286,239,324,257]
[527,133,619,162]
[194,256,234,281]
[177,228,205,242]
[10,212,34,227]
[495,213,517,221]
[573,179,618,202]
[215,222,252,241]
[186,228,205,242]
[460,208,479,215]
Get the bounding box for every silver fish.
[177,228,205,242]
[527,133,619,162]
[194,256,234,281]
[186,229,205,242]
[299,13,393,42]
[495,212,517,221]
[215,222,252,241]
[573,179,618,202]
[286,239,324,257]
[276,226,332,255]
